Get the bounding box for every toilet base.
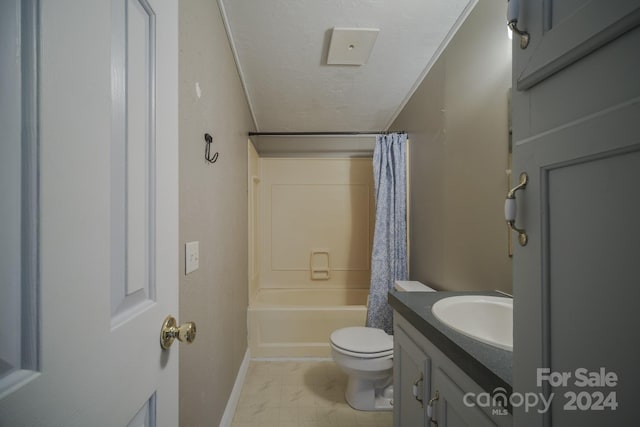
[344,376,393,411]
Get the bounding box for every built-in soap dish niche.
[310,249,331,280]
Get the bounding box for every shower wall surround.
[247,156,375,357]
[258,158,375,290]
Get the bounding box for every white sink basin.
[431,296,513,351]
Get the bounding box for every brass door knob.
[160,315,196,349]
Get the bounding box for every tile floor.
[232,360,393,427]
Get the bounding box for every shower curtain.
[366,132,408,334]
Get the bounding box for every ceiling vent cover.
[326,27,380,65]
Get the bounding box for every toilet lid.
[330,327,393,355]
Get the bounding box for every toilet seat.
[331,344,393,359]
[330,327,393,359]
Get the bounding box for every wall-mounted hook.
[204,133,219,163]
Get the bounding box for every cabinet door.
[512,1,640,427]
[514,0,640,90]
[432,368,497,427]
[394,326,430,427]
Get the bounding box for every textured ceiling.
[219,0,475,132]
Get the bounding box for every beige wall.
[179,1,255,425]
[248,142,260,304]
[392,0,512,293]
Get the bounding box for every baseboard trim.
[218,348,251,427]
[251,356,333,362]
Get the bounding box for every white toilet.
[330,281,435,411]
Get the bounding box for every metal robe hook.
[204,133,219,163]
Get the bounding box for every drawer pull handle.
[507,0,530,49]
[505,172,529,246]
[427,390,440,425]
[412,374,424,407]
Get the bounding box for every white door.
[0,0,180,426]
[511,1,640,426]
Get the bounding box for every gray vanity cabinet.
[393,314,512,427]
[432,368,496,427]
[393,326,430,426]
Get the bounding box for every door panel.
[127,394,156,427]
[513,88,640,427]
[0,0,178,425]
[0,0,22,379]
[547,148,639,426]
[515,0,640,90]
[111,0,158,327]
[0,0,39,394]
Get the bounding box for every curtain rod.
[248,131,406,136]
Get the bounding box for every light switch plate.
[185,241,199,275]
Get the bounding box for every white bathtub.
[248,288,368,358]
